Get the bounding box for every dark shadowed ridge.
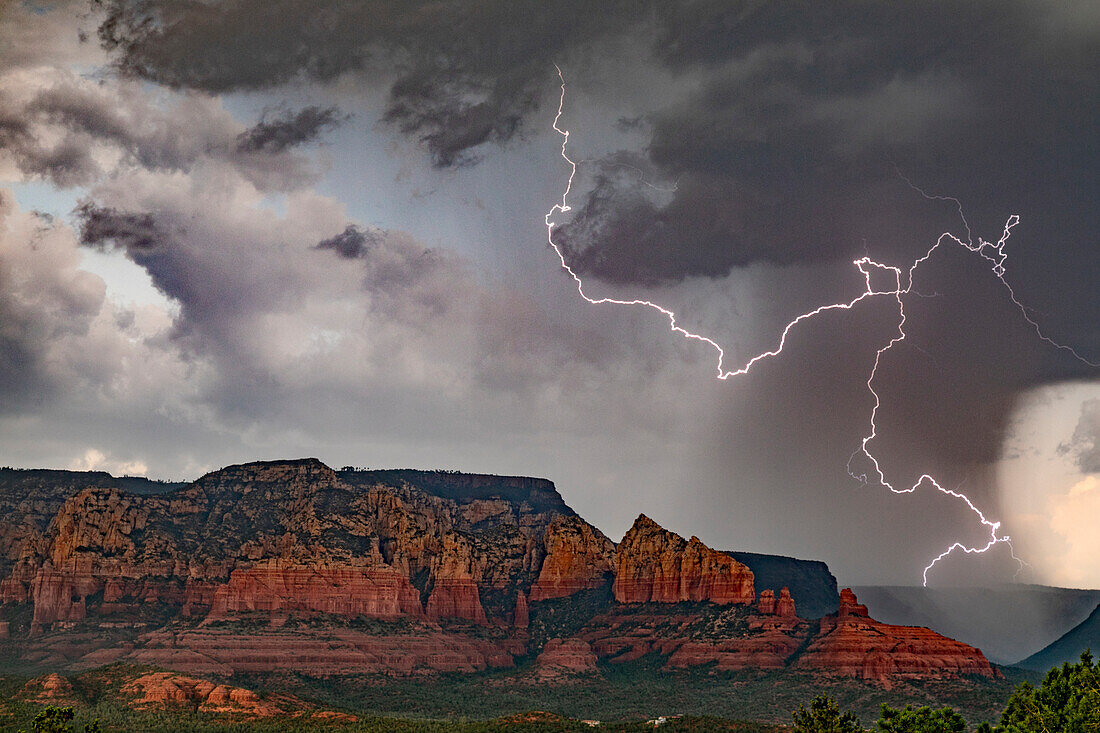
[1017,603,1100,670]
[728,550,840,619]
[339,467,576,517]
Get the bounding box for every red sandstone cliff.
[0,460,601,631]
[612,515,754,605]
[793,589,998,684]
[0,461,1003,687]
[529,516,615,601]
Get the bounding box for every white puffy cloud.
[1048,475,1100,588]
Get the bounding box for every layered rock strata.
[612,515,754,604]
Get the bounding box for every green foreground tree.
[875,704,966,732]
[792,695,863,732]
[18,706,101,733]
[992,649,1100,732]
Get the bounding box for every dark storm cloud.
[92,0,1099,470]
[1059,399,1100,474]
[95,0,645,166]
[76,201,166,251]
[95,0,1099,282]
[236,106,346,154]
[557,1,1099,283]
[315,224,381,259]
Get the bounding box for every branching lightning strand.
[545,67,1095,584]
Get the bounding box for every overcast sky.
[0,0,1097,587]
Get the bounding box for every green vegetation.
[874,704,966,732]
[793,651,1099,731]
[988,649,1100,732]
[527,584,613,651]
[15,706,100,733]
[792,696,861,732]
[2,652,1096,732]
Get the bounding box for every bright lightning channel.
[544,66,1096,586]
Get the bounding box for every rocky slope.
[0,459,999,686]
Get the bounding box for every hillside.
[1017,602,1100,670]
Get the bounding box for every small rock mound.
[536,638,599,677]
[122,671,293,717]
[18,673,78,706]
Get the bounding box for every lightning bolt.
[545,67,1095,585]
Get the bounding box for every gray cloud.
[1059,399,1100,474]
[236,105,346,154]
[0,68,329,190]
[95,0,645,166]
[76,201,167,251]
[315,224,381,259]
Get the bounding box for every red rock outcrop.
[1,459,596,632]
[757,589,776,614]
[426,578,487,624]
[513,591,529,629]
[776,588,796,618]
[209,561,423,619]
[529,516,615,601]
[536,638,598,676]
[123,671,296,716]
[114,625,518,676]
[793,589,998,684]
[612,515,754,605]
[18,673,78,705]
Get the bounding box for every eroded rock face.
[793,589,998,684]
[209,561,424,619]
[0,462,1001,686]
[18,673,78,705]
[757,589,776,615]
[0,459,604,632]
[123,671,292,716]
[529,516,615,601]
[536,638,598,676]
[115,626,519,676]
[612,515,754,605]
[776,588,796,618]
[513,591,529,629]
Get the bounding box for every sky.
[0,0,1097,587]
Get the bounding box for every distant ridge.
[852,584,1100,664]
[1016,602,1100,670]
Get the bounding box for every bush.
[875,704,966,732]
[792,695,862,732]
[17,706,101,733]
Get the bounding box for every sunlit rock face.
[612,514,755,604]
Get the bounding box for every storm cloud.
[0,0,1094,586]
[1059,399,1100,474]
